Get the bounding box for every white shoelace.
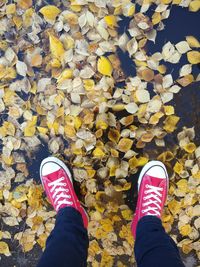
[48,177,73,211]
[142,184,163,216]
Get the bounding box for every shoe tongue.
[148,175,164,187]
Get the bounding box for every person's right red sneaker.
[131,161,169,239]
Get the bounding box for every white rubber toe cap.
[146,165,167,179]
[41,162,61,176]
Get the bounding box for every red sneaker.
[40,156,88,228]
[131,161,168,239]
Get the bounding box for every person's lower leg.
[134,216,185,267]
[37,207,89,267]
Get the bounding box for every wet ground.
[1,4,200,267]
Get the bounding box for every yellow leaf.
[83,79,95,91]
[176,179,188,193]
[152,12,161,25]
[161,0,172,3]
[157,151,174,162]
[87,169,96,178]
[97,56,113,77]
[70,4,82,12]
[168,199,181,215]
[163,115,180,133]
[141,132,154,142]
[64,125,76,138]
[56,106,64,117]
[100,250,114,267]
[49,33,65,61]
[172,0,182,4]
[177,74,194,87]
[121,209,133,220]
[2,155,13,165]
[39,5,61,21]
[157,64,167,74]
[108,128,120,143]
[51,58,61,68]
[6,4,16,15]
[179,225,192,236]
[24,126,36,137]
[187,51,200,64]
[37,127,48,135]
[186,36,200,48]
[0,241,10,256]
[137,157,149,166]
[18,0,32,9]
[183,142,196,153]
[74,117,82,130]
[57,69,73,84]
[173,162,183,175]
[122,3,135,16]
[112,104,125,111]
[37,233,47,249]
[88,240,101,257]
[3,121,15,136]
[104,15,117,28]
[118,138,133,153]
[189,0,200,11]
[96,120,108,130]
[93,147,105,158]
[129,157,138,169]
[164,105,174,115]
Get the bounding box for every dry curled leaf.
[118,138,133,153]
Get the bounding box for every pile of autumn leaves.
[0,0,200,266]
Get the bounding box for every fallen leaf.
[0,241,11,256]
[189,0,200,12]
[183,143,196,153]
[118,138,133,153]
[97,56,113,77]
[49,33,65,61]
[186,36,200,48]
[135,90,150,103]
[175,41,191,54]
[104,15,117,28]
[16,61,28,77]
[39,5,61,22]
[187,51,200,64]
[141,68,154,81]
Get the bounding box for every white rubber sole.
[40,156,73,187]
[138,160,169,191]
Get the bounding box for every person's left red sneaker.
[40,156,88,228]
[131,161,168,239]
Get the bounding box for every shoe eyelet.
[63,183,66,186]
[144,190,147,194]
[143,197,146,200]
[146,184,149,188]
